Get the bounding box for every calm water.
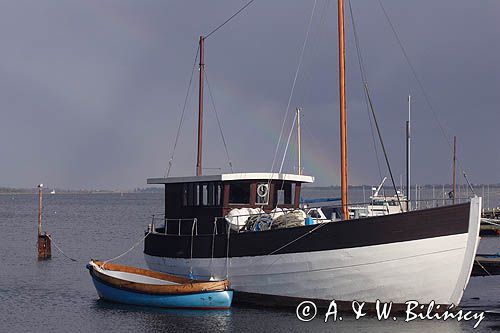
[0,191,499,332]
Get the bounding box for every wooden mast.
[196,36,205,176]
[338,0,349,219]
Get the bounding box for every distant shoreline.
[1,184,498,195]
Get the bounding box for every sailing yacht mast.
[197,36,205,176]
[406,95,411,210]
[338,0,349,219]
[296,107,302,175]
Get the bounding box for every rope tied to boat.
[475,258,492,277]
[482,219,500,228]
[47,235,78,262]
[103,231,151,266]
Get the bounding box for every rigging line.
[349,0,400,205]
[296,0,331,104]
[363,82,403,211]
[268,0,318,184]
[275,111,298,200]
[348,0,383,183]
[205,0,257,39]
[377,0,474,189]
[278,112,298,174]
[165,45,200,178]
[463,171,476,196]
[204,69,234,172]
[244,220,330,268]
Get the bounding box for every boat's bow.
[450,196,482,304]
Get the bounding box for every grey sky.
[0,0,498,189]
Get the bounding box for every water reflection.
[92,299,232,332]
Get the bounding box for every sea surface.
[0,189,499,332]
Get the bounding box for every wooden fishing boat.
[140,1,482,310]
[86,260,233,309]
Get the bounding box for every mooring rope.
[47,235,78,262]
[482,219,500,227]
[475,258,492,277]
[103,231,151,265]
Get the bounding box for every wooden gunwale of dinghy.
[89,260,230,294]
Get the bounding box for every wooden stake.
[38,184,42,237]
[37,184,51,260]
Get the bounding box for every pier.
[482,208,500,220]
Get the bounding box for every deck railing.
[149,215,198,236]
[147,197,477,236]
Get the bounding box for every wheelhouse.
[147,173,314,234]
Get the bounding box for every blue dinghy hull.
[87,260,233,309]
[91,276,233,309]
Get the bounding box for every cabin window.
[202,184,208,206]
[275,182,294,205]
[206,183,222,206]
[277,189,284,205]
[182,182,222,207]
[187,183,194,206]
[182,185,188,206]
[215,183,222,206]
[229,182,251,204]
[256,183,269,205]
[195,184,200,206]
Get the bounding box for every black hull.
[144,203,470,259]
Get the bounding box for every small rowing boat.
[87,260,233,309]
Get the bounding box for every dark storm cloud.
[0,0,498,189]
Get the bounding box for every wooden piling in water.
[37,184,51,260]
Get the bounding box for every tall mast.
[196,36,205,176]
[338,0,348,220]
[452,136,457,204]
[406,95,411,211]
[296,107,302,175]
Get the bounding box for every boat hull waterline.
[144,198,481,307]
[87,260,233,309]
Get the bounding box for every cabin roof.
[147,173,314,185]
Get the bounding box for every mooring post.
[37,184,51,260]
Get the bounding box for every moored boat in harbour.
[143,175,481,308]
[141,0,483,311]
[87,260,233,309]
